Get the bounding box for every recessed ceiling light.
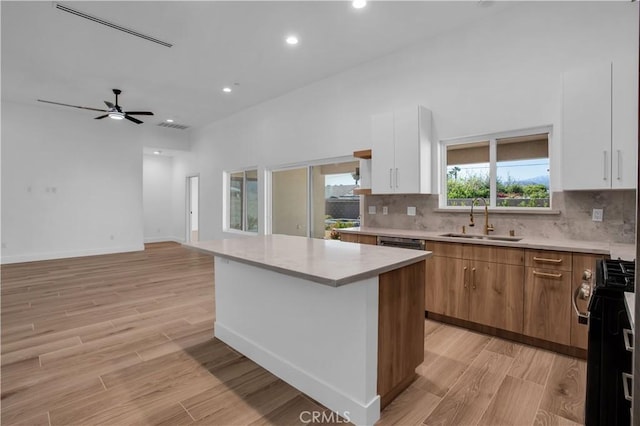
[285,35,299,45]
[352,0,367,9]
[153,150,162,155]
[223,87,232,93]
[166,119,174,123]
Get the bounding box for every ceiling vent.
[55,3,173,48]
[157,122,189,130]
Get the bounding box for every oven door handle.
[623,372,633,402]
[572,283,590,325]
[623,328,634,352]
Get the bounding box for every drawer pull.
[533,257,563,264]
[623,372,633,402]
[623,328,634,352]
[533,270,563,279]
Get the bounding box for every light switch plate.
[368,205,376,215]
[382,206,388,215]
[592,208,603,222]
[407,206,416,216]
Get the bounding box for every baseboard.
[143,236,184,244]
[0,244,144,265]
[215,321,380,426]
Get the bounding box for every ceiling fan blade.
[37,99,107,113]
[125,115,143,124]
[104,101,115,109]
[94,114,109,120]
[124,111,154,116]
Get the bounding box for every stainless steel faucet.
[469,197,494,235]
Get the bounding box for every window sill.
[434,207,560,215]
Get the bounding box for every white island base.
[215,257,380,425]
[188,235,428,426]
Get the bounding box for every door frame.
[185,174,200,243]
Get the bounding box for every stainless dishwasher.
[377,236,426,250]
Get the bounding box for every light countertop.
[184,234,431,287]
[339,227,636,260]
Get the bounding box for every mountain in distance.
[515,175,549,186]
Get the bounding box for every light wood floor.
[1,242,586,425]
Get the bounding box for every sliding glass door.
[272,167,309,237]
[271,159,360,239]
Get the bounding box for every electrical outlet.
[1,242,6,249]
[407,206,416,216]
[110,235,115,240]
[382,206,388,215]
[592,208,604,222]
[368,206,376,215]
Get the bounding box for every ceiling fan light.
[109,111,125,120]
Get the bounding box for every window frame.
[439,125,553,211]
[224,167,259,235]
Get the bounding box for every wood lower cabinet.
[339,232,377,245]
[523,266,572,345]
[425,242,524,334]
[469,261,524,333]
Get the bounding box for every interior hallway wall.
[1,101,188,263]
[143,154,174,243]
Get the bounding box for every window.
[228,169,258,232]
[443,127,551,209]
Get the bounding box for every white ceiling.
[1,1,512,130]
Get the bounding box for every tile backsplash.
[363,191,636,244]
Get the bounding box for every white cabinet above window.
[371,106,432,194]
[562,58,638,190]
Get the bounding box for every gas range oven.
[575,258,635,426]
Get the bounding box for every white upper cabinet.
[562,59,638,190]
[371,106,433,194]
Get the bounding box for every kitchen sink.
[439,232,522,242]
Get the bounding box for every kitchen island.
[185,234,431,426]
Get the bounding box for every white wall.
[186,2,638,241]
[143,154,174,243]
[1,101,187,263]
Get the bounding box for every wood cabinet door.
[524,267,571,345]
[425,256,449,315]
[445,258,469,320]
[469,261,524,333]
[340,233,359,243]
[571,253,604,350]
[358,234,378,245]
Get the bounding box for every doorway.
[187,176,199,242]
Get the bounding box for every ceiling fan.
[37,89,154,124]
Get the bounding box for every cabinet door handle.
[463,266,468,289]
[617,149,622,180]
[623,372,633,402]
[533,270,563,279]
[389,168,393,189]
[603,150,608,181]
[472,267,476,289]
[395,168,399,188]
[623,328,634,352]
[533,256,563,264]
